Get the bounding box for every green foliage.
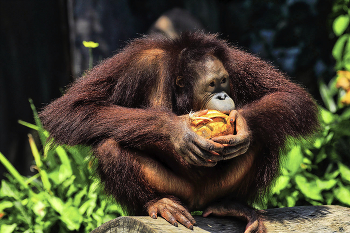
[332,1,350,70]
[0,100,125,233]
[267,105,350,208]
[267,1,350,208]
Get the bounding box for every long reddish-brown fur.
[40,32,318,216]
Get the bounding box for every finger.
[160,208,178,227]
[211,134,249,146]
[148,206,158,219]
[181,146,215,167]
[235,112,249,134]
[172,211,194,230]
[229,110,238,124]
[180,147,201,165]
[163,205,195,230]
[245,218,259,233]
[170,202,197,226]
[202,209,213,217]
[220,138,250,156]
[244,210,259,233]
[211,135,236,145]
[188,143,222,163]
[223,145,250,160]
[186,213,197,226]
[194,135,224,153]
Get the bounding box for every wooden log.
[91,205,350,233]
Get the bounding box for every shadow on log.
[91,205,350,232]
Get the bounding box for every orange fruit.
[190,110,234,139]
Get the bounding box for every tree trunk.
[91,205,350,233]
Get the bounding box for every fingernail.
[152,214,157,219]
[174,222,178,227]
[189,225,193,230]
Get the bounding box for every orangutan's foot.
[203,201,266,233]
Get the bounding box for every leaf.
[325,169,340,180]
[96,199,107,216]
[60,205,83,231]
[340,107,350,120]
[55,146,72,172]
[315,179,337,190]
[333,15,350,36]
[66,183,78,197]
[92,213,103,226]
[284,145,303,175]
[0,180,20,199]
[0,152,29,190]
[18,120,40,131]
[48,164,73,185]
[295,175,323,201]
[14,201,31,225]
[46,195,64,214]
[328,77,341,96]
[334,184,350,206]
[286,196,296,207]
[344,52,350,70]
[73,187,87,207]
[28,134,51,192]
[106,203,126,216]
[319,84,337,113]
[61,175,76,190]
[315,148,327,164]
[0,201,13,211]
[338,162,350,183]
[272,175,290,195]
[67,145,92,165]
[319,107,336,126]
[333,34,349,62]
[324,192,335,205]
[313,138,323,149]
[33,227,43,233]
[0,224,17,233]
[79,199,96,215]
[29,99,49,145]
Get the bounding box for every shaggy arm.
[240,90,319,151]
[40,93,175,147]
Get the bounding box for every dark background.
[0,0,336,178]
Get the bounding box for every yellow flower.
[336,70,350,91]
[83,41,99,48]
[336,71,350,105]
[337,70,350,80]
[336,76,350,90]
